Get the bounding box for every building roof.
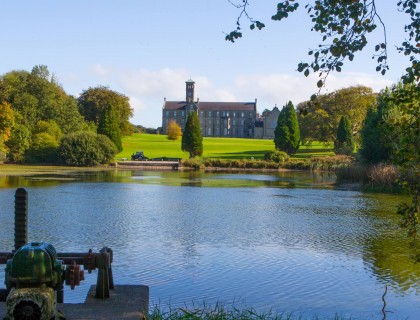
[164,101,256,111]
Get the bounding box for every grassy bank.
[118,134,334,160]
[148,304,353,320]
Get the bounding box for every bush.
[167,120,182,140]
[181,158,205,170]
[59,131,117,166]
[264,150,290,163]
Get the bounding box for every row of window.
[164,110,254,118]
[165,118,251,127]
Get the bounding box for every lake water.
[0,170,419,319]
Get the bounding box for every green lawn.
[117,134,334,160]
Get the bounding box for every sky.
[0,1,412,128]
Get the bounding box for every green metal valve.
[5,242,64,290]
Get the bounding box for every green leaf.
[317,79,323,88]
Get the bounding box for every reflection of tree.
[362,195,420,294]
[364,234,420,293]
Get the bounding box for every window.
[174,111,177,117]
[241,112,244,117]
[208,111,212,117]
[216,111,220,117]
[207,128,212,135]
[233,119,236,126]
[200,111,204,116]
[226,112,230,117]
[240,120,244,126]
[181,111,185,116]
[166,111,169,116]
[233,112,236,117]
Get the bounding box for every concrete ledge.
[1,285,149,320]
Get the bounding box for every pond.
[0,169,419,319]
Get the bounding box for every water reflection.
[0,169,418,319]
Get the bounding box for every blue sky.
[0,1,411,127]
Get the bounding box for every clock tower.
[185,79,195,103]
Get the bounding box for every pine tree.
[359,106,391,164]
[97,103,123,152]
[334,116,354,155]
[182,111,203,158]
[274,101,300,155]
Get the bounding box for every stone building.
[162,79,257,138]
[254,107,280,139]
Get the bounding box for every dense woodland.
[0,65,133,166]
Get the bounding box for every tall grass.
[336,163,401,192]
[148,303,353,320]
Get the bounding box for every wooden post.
[14,188,28,251]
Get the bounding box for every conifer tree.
[97,103,123,152]
[274,101,300,155]
[334,116,354,155]
[182,111,203,158]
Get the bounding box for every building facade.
[254,107,280,139]
[162,80,257,138]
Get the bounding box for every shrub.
[59,131,117,166]
[167,120,182,140]
[181,158,205,170]
[264,150,290,163]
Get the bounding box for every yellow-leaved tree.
[167,120,182,141]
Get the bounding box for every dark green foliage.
[78,86,134,136]
[182,112,203,158]
[334,116,354,155]
[274,101,300,155]
[359,106,391,164]
[263,150,290,163]
[97,103,123,152]
[59,131,117,166]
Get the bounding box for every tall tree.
[0,66,87,162]
[381,82,420,258]
[97,103,123,152]
[297,86,376,144]
[334,116,354,155]
[78,86,134,136]
[359,102,392,164]
[0,101,15,161]
[182,112,203,158]
[274,101,300,155]
[226,1,419,88]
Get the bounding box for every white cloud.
[90,64,110,78]
[95,67,395,127]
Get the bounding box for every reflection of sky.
[0,171,419,319]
